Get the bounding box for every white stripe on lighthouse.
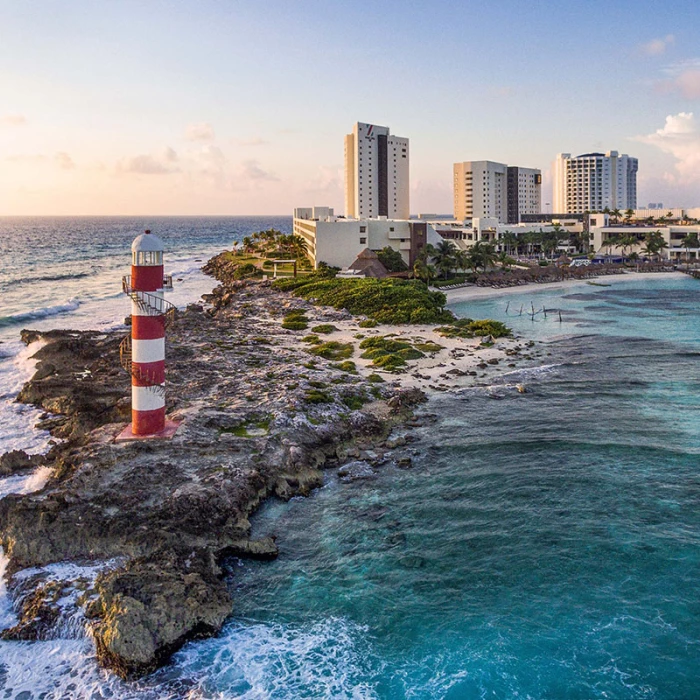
[131,338,165,364]
[132,385,166,411]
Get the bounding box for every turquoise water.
[1,273,699,697]
[134,274,700,699]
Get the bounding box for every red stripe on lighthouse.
[132,406,166,436]
[132,315,165,340]
[131,265,164,292]
[132,360,165,386]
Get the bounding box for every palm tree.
[681,233,699,263]
[431,240,458,279]
[468,241,497,272]
[496,250,515,271]
[617,233,638,260]
[611,208,622,224]
[413,260,436,286]
[624,208,634,224]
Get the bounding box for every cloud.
[0,114,27,126]
[640,34,675,56]
[55,152,75,170]
[185,122,215,141]
[635,112,700,182]
[118,148,180,175]
[240,159,278,182]
[237,137,269,146]
[655,58,700,99]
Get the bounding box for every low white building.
[293,208,442,270]
[589,214,700,261]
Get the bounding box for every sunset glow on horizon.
[2,0,700,216]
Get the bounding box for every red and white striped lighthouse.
[120,230,174,437]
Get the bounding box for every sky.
[1,0,700,215]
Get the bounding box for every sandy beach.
[443,270,687,303]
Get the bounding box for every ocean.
[1,220,699,699]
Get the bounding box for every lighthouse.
[119,230,175,437]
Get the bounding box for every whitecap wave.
[0,299,81,328]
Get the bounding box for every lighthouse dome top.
[132,229,164,253]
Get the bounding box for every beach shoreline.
[443,270,687,303]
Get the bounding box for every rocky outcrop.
[0,273,425,678]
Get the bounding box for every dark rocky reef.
[0,268,425,678]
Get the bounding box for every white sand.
[443,271,686,304]
[296,318,540,396]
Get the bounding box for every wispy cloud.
[656,58,700,99]
[640,34,675,56]
[55,152,75,170]
[239,159,278,182]
[237,137,269,147]
[635,112,700,182]
[0,114,27,127]
[117,148,180,175]
[185,122,215,141]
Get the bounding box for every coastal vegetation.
[273,274,455,324]
[435,318,512,339]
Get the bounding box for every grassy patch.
[220,416,271,438]
[311,324,337,334]
[332,360,357,374]
[302,334,321,344]
[358,319,378,328]
[282,320,308,331]
[435,318,512,339]
[304,389,333,404]
[414,341,443,353]
[367,373,385,383]
[341,391,369,410]
[273,275,455,325]
[307,341,354,361]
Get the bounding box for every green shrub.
[302,334,321,344]
[283,309,308,321]
[307,341,354,360]
[233,263,259,279]
[332,360,357,374]
[311,324,337,334]
[372,354,407,372]
[308,380,327,389]
[359,337,424,361]
[341,391,369,410]
[414,341,443,353]
[367,373,385,383]
[282,320,308,330]
[436,318,512,339]
[304,389,333,404]
[358,319,378,328]
[273,275,454,325]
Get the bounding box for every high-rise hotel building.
[553,151,638,214]
[344,122,409,219]
[453,160,541,223]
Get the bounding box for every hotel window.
[360,226,366,232]
[360,237,367,244]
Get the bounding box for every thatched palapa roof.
[347,248,389,278]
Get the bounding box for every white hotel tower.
[344,122,409,219]
[553,151,638,214]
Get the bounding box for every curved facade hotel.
[553,151,638,214]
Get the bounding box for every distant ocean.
[1,219,700,698]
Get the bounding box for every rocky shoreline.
[0,259,433,678]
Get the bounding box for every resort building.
[344,122,409,220]
[589,214,700,261]
[552,151,638,214]
[293,207,440,270]
[453,160,541,224]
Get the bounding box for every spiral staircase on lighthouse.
[119,273,175,396]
